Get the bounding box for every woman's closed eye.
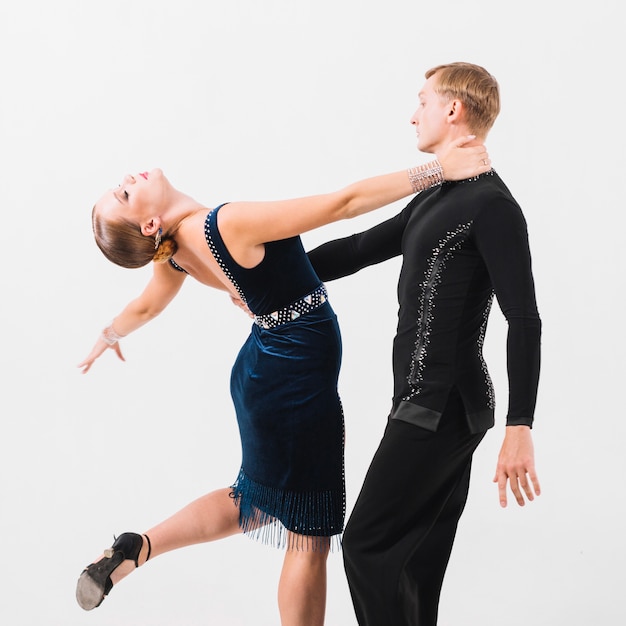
[116,184,129,201]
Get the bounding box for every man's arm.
[473,198,542,507]
[308,201,413,281]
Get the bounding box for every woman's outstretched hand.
[438,135,491,181]
[78,337,125,374]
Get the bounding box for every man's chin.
[416,138,433,153]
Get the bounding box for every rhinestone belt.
[254,284,328,329]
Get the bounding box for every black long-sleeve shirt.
[308,171,541,433]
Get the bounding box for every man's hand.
[493,425,541,507]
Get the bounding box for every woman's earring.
[154,227,162,249]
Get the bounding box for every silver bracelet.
[407,160,444,193]
[101,323,123,346]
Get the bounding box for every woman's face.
[95,168,168,225]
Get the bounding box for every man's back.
[391,170,541,433]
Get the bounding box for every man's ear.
[448,99,463,121]
[141,217,161,237]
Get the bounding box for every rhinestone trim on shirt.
[478,292,496,409]
[404,222,472,400]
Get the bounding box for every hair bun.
[153,237,178,263]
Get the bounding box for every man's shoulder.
[472,171,523,213]
[471,175,528,233]
[434,172,521,219]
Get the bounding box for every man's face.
[410,74,452,154]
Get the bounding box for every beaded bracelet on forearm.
[101,324,124,346]
[407,160,444,193]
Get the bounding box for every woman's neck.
[161,189,206,235]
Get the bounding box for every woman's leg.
[277,534,330,626]
[107,487,241,584]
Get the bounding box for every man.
[308,62,541,625]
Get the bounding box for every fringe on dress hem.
[230,468,344,552]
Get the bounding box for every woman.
[76,137,489,625]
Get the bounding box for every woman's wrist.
[101,322,124,345]
[407,160,444,193]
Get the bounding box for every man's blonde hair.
[426,62,500,137]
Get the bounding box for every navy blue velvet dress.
[204,206,345,549]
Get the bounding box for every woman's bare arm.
[218,137,488,265]
[78,262,187,373]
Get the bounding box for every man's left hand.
[493,425,541,507]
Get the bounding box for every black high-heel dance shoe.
[76,532,151,610]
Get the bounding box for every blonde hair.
[425,62,500,137]
[92,205,177,269]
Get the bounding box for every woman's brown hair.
[92,206,177,269]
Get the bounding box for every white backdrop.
[1,1,624,625]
